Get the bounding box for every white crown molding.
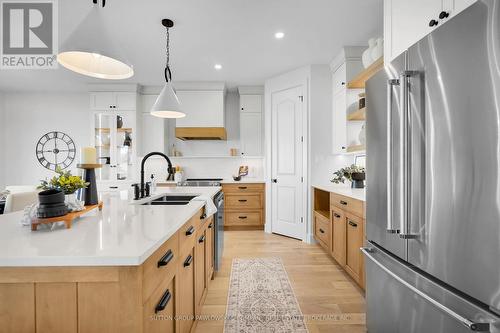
[238,86,264,95]
[87,83,139,92]
[139,82,226,95]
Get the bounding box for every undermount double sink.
[141,195,197,206]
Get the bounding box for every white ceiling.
[0,0,383,92]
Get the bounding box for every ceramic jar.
[371,38,383,61]
[362,38,376,68]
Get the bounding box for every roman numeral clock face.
[36,132,76,171]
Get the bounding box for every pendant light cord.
[164,27,172,83]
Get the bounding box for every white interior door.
[271,86,305,240]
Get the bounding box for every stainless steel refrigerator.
[364,1,500,332]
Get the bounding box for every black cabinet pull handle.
[238,186,247,190]
[198,235,205,243]
[185,226,195,236]
[208,223,213,229]
[340,200,348,206]
[272,179,278,183]
[439,11,449,19]
[349,221,358,228]
[341,82,345,85]
[429,19,439,27]
[319,228,325,234]
[238,199,247,202]
[238,216,248,219]
[154,289,172,314]
[183,255,193,267]
[333,213,341,218]
[157,249,174,268]
[200,213,207,220]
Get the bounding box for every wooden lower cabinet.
[345,213,365,287]
[178,248,196,333]
[143,275,176,333]
[223,183,265,230]
[0,207,216,333]
[331,208,346,266]
[313,188,366,289]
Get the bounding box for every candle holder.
[77,164,102,205]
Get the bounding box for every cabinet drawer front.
[179,218,197,256]
[330,193,364,218]
[314,213,330,248]
[345,213,364,285]
[226,212,262,226]
[222,183,264,194]
[143,276,175,333]
[225,194,262,209]
[142,232,179,303]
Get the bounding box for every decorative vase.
[65,193,85,212]
[359,124,366,145]
[370,37,383,61]
[362,38,376,68]
[117,115,123,129]
[351,172,366,189]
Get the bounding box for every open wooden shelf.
[347,107,366,121]
[95,128,132,133]
[347,57,384,89]
[314,209,330,220]
[346,144,366,153]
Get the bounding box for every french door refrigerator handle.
[399,70,419,239]
[361,247,491,332]
[387,78,400,234]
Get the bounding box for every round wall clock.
[35,131,76,171]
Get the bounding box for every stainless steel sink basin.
[142,195,197,206]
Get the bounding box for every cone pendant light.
[57,0,134,80]
[150,19,185,119]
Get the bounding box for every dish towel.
[192,195,217,216]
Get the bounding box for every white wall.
[1,92,90,187]
[0,92,5,189]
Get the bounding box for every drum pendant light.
[150,19,185,119]
[57,0,134,80]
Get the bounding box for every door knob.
[439,11,449,19]
[272,179,278,183]
[429,19,439,27]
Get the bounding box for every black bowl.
[38,189,65,205]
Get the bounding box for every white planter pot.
[371,37,383,61]
[65,193,84,212]
[362,38,376,68]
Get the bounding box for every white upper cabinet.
[238,88,264,156]
[90,92,136,110]
[240,95,262,113]
[332,90,347,154]
[332,63,347,95]
[384,0,476,62]
[175,90,225,128]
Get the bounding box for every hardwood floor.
[195,231,366,333]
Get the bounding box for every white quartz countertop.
[312,183,366,202]
[220,178,265,184]
[0,186,221,267]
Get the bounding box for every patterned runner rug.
[224,257,309,333]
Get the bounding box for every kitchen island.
[0,186,220,333]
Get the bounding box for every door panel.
[364,245,498,333]
[407,1,500,311]
[331,208,346,266]
[365,54,406,259]
[271,86,305,239]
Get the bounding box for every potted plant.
[331,164,366,188]
[39,167,89,211]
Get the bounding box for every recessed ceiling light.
[275,31,285,39]
[214,64,222,70]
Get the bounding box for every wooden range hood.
[175,127,227,140]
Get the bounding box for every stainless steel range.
[179,178,224,272]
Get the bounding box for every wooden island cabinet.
[313,187,366,289]
[0,207,215,333]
